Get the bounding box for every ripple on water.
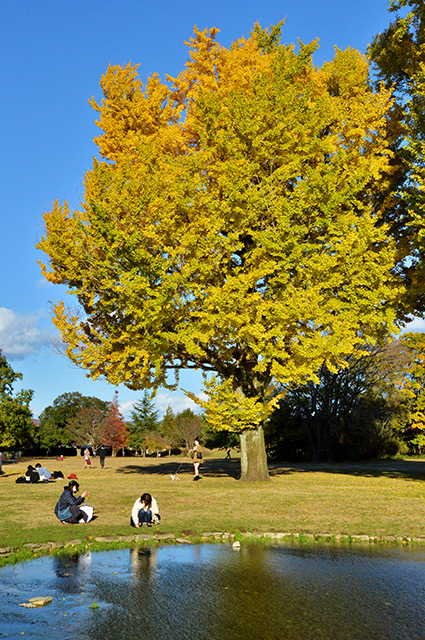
[1,544,425,640]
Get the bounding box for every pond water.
[1,543,425,640]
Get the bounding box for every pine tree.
[128,390,158,454]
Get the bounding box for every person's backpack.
[52,470,64,479]
[15,476,26,484]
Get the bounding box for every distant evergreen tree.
[129,391,158,453]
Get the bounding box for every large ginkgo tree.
[38,23,401,480]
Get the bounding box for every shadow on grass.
[115,458,241,480]
[268,459,425,481]
[114,457,425,482]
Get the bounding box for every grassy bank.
[1,453,425,553]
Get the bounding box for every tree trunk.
[240,425,270,482]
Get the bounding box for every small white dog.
[170,473,180,481]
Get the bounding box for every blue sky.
[0,0,418,419]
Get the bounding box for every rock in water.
[27,596,53,607]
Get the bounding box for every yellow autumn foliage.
[38,24,402,437]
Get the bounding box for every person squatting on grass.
[55,480,89,524]
[130,493,160,528]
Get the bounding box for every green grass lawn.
[1,452,425,551]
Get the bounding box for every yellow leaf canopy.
[38,24,401,430]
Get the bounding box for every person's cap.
[67,473,78,480]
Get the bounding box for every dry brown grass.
[1,453,425,549]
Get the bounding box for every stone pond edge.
[2,531,425,563]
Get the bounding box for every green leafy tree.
[267,341,409,462]
[128,390,158,453]
[38,392,108,450]
[369,0,425,317]
[38,23,401,480]
[0,350,34,448]
[158,405,181,454]
[396,332,425,451]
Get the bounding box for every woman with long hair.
[54,480,89,524]
[192,437,203,481]
[130,492,160,528]
[84,448,91,469]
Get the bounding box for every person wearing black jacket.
[54,480,89,523]
[25,465,40,483]
[97,445,107,469]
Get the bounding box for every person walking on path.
[84,448,91,469]
[191,437,203,481]
[97,445,107,469]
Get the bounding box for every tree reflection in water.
[1,545,425,639]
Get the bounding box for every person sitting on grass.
[25,465,40,483]
[35,463,52,481]
[54,480,89,524]
[130,492,160,528]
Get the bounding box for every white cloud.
[0,307,51,359]
[120,392,207,419]
[36,278,54,289]
[155,392,204,416]
[400,317,425,334]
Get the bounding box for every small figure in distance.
[225,449,232,460]
[35,463,52,481]
[130,492,160,528]
[84,448,91,469]
[54,480,90,524]
[97,444,107,469]
[0,450,4,475]
[191,437,203,481]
